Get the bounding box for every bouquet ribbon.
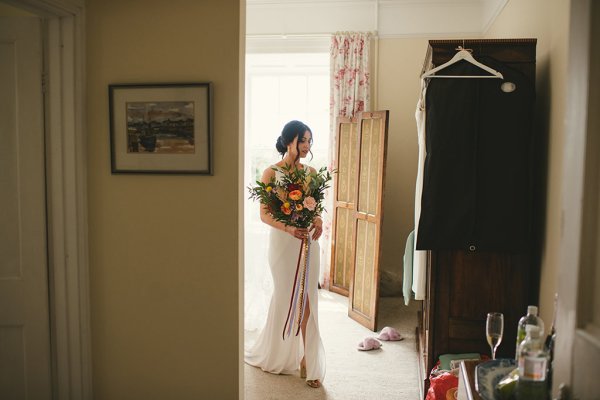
[282,236,311,340]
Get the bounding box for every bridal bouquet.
[248,164,333,339]
[248,164,333,229]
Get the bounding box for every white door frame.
[3,0,92,398]
[553,0,596,397]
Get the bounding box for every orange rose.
[289,190,303,201]
[281,202,292,215]
[295,204,303,211]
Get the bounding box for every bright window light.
[244,52,330,331]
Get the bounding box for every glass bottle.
[516,325,549,400]
[515,305,545,362]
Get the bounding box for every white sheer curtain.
[321,32,371,288]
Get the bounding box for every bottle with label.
[515,305,545,362]
[516,325,549,400]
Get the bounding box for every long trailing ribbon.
[282,236,311,340]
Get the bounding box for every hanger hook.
[456,39,473,53]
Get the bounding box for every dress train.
[245,227,326,382]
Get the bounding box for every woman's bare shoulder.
[261,165,277,183]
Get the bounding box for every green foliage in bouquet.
[248,164,333,229]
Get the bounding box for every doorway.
[0,1,91,398]
[241,43,421,400]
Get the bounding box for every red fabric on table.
[426,362,459,400]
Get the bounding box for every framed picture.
[109,83,213,174]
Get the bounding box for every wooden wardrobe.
[415,39,542,398]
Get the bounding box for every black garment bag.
[416,57,535,252]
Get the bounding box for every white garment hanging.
[412,77,428,301]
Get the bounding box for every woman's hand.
[285,225,309,240]
[309,217,323,240]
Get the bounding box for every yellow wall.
[86,0,241,398]
[0,3,35,16]
[485,0,570,330]
[377,37,429,286]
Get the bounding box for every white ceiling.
[246,0,508,38]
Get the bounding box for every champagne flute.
[486,312,504,360]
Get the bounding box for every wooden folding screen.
[347,111,389,330]
[329,117,358,296]
[329,111,389,331]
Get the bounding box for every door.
[329,117,359,296]
[348,111,389,331]
[553,1,600,398]
[0,16,53,399]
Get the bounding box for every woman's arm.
[258,167,308,240]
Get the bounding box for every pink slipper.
[357,337,382,351]
[377,326,403,341]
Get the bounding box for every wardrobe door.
[431,251,534,365]
[348,111,389,330]
[329,117,359,296]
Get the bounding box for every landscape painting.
[126,101,195,154]
[109,82,212,174]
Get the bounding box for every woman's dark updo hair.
[275,120,313,161]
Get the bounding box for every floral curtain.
[321,32,371,288]
[330,32,371,119]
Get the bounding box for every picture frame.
[109,82,213,175]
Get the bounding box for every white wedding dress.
[244,221,326,382]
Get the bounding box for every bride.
[244,120,326,388]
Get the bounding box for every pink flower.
[303,196,317,211]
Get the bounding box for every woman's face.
[289,130,312,159]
